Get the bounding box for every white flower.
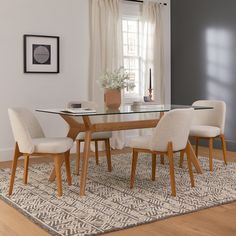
[98,67,136,90]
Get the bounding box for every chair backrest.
[151,108,194,152]
[192,100,226,133]
[8,108,44,154]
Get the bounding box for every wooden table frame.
[48,112,203,196]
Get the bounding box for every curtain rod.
[124,0,168,5]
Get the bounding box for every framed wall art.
[24,34,60,73]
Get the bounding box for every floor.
[0,146,236,236]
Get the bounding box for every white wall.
[0,0,90,161]
[0,0,171,161]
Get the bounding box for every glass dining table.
[37,104,212,196]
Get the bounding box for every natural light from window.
[122,17,142,101]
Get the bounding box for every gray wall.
[171,0,236,151]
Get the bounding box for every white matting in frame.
[24,34,59,73]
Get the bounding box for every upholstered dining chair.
[67,101,112,175]
[8,108,73,197]
[179,100,227,171]
[129,108,194,196]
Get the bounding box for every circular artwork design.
[33,44,51,64]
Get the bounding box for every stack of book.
[61,108,96,114]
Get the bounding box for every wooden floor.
[0,146,236,236]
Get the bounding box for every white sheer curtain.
[139,1,165,135]
[89,0,166,147]
[141,0,165,104]
[89,0,125,149]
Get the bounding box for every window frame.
[122,16,143,103]
[121,2,143,104]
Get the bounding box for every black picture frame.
[24,34,60,73]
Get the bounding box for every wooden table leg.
[159,112,165,165]
[187,141,203,174]
[49,126,80,182]
[80,130,92,196]
[49,165,59,182]
[49,151,69,182]
[160,154,165,165]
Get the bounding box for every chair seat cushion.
[33,137,73,154]
[190,125,221,138]
[77,131,112,140]
[129,135,152,150]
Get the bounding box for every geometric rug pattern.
[0,153,236,236]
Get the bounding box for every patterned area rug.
[0,153,236,236]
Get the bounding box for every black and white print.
[32,44,51,65]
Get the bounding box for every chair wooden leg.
[95,140,99,165]
[130,149,138,189]
[23,154,29,185]
[220,134,227,165]
[9,143,21,196]
[152,154,157,181]
[167,143,176,196]
[75,140,81,175]
[64,151,72,186]
[160,154,165,165]
[186,144,195,187]
[195,137,199,157]
[179,150,185,168]
[105,139,112,172]
[209,138,213,171]
[54,155,63,197]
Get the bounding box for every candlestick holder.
[148,88,154,101]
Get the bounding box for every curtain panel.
[89,0,166,147]
[141,0,165,104]
[139,1,165,136]
[89,0,125,149]
[89,0,123,107]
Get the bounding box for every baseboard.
[221,139,236,152]
[0,148,14,162]
[1,138,235,162]
[190,138,236,152]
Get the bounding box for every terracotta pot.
[104,89,121,110]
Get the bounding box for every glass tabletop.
[36,104,213,117]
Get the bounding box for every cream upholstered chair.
[129,108,194,196]
[68,101,112,175]
[8,108,73,197]
[179,100,227,171]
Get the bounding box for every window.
[122,17,143,102]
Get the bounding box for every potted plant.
[98,67,135,109]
